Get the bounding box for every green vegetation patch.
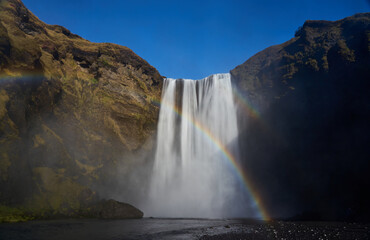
[337,40,355,62]
[90,78,98,84]
[31,167,87,212]
[305,58,319,71]
[0,205,34,223]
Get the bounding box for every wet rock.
[89,199,144,219]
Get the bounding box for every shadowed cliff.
[0,0,162,220]
[231,13,370,221]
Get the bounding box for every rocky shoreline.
[1,218,368,239]
[199,220,370,240]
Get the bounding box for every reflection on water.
[0,218,250,240]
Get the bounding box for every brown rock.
[0,0,162,216]
[91,199,144,219]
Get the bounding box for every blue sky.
[23,0,370,79]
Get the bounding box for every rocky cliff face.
[0,0,162,219]
[231,13,370,220]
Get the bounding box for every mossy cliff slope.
[0,0,162,220]
[231,13,370,220]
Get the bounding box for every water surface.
[0,218,248,240]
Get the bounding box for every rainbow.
[1,73,270,220]
[0,73,60,83]
[232,86,261,119]
[0,73,41,79]
[154,96,270,221]
[231,85,282,146]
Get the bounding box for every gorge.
[0,0,369,223]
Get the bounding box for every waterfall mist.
[144,73,258,218]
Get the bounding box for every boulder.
[89,199,144,219]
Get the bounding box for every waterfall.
[145,73,256,218]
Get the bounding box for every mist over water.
[144,73,258,218]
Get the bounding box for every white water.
[145,73,257,218]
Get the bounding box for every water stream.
[145,73,255,218]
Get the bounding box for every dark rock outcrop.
[88,199,144,219]
[0,0,160,220]
[231,13,370,221]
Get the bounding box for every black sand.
[0,218,369,240]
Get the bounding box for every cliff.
[0,0,162,220]
[231,13,370,220]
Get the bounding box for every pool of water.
[0,218,247,240]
